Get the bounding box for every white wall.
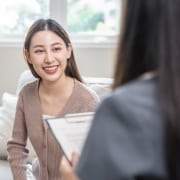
[0,45,116,99]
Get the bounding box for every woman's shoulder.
[16,80,39,108]
[74,80,100,102]
[19,80,39,97]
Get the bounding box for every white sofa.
[0,70,113,180]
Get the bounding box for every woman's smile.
[43,65,59,74]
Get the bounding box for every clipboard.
[45,112,94,162]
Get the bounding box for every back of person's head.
[23,18,83,82]
[113,0,180,179]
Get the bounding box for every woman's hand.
[60,152,79,180]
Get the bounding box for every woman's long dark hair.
[113,0,180,179]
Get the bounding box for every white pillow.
[16,70,37,95]
[0,92,36,162]
[84,77,113,99]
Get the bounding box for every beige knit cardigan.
[7,79,99,180]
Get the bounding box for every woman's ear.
[23,49,32,63]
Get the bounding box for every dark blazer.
[76,76,169,180]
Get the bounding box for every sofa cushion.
[0,92,17,159]
[0,92,36,161]
[0,160,13,180]
[83,77,112,99]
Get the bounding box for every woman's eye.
[53,47,61,52]
[35,49,44,54]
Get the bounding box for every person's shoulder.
[110,77,157,103]
[19,80,39,96]
[94,76,164,140]
[97,77,159,118]
[75,80,100,102]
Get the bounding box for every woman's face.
[27,30,72,83]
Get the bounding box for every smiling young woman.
[7,18,100,180]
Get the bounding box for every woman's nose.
[44,51,54,63]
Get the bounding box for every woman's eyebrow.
[51,42,63,46]
[31,42,63,49]
[31,45,44,49]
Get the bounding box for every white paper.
[45,112,94,162]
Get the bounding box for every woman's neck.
[39,76,74,97]
[38,76,75,116]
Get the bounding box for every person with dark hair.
[59,0,180,179]
[7,18,99,180]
